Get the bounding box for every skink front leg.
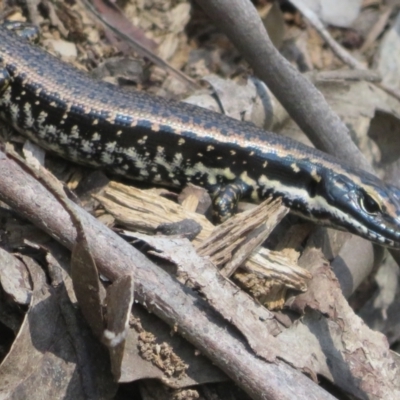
[212,179,253,223]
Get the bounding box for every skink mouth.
[375,236,397,248]
[368,225,400,248]
[384,239,398,248]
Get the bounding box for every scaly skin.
[0,25,399,246]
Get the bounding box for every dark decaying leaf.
[71,233,106,339]
[0,254,116,400]
[119,306,227,386]
[103,273,134,381]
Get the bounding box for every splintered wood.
[95,182,215,241]
[196,198,289,276]
[95,181,312,308]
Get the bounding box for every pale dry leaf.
[295,0,362,27]
[376,11,400,90]
[0,248,32,306]
[281,248,400,399]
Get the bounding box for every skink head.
[320,171,400,247]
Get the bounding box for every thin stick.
[289,0,366,70]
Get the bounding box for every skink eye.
[359,193,380,215]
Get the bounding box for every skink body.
[0,25,400,246]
